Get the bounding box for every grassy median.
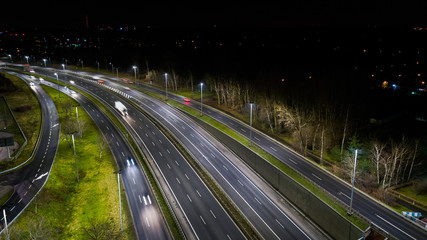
[5,85,135,240]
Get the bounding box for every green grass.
[28,72,183,239]
[166,99,370,230]
[0,73,41,171]
[395,185,427,208]
[6,85,135,240]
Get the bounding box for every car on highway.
[124,87,131,91]
[184,98,190,103]
[127,158,135,167]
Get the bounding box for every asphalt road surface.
[138,82,427,239]
[0,72,60,235]
[39,80,171,240]
[34,67,245,240]
[59,70,318,239]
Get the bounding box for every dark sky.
[2,2,427,29]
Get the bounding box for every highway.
[34,67,246,240]
[0,72,60,234]
[39,80,171,240]
[56,70,323,239]
[137,83,427,239]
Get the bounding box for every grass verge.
[0,73,41,171]
[165,97,370,230]
[5,85,135,239]
[31,72,183,239]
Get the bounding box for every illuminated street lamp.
[200,83,204,116]
[25,56,29,64]
[114,170,124,232]
[43,59,47,67]
[249,103,254,146]
[348,149,358,215]
[164,73,168,100]
[133,66,137,84]
[62,64,65,70]
[54,73,60,98]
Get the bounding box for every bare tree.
[82,218,122,240]
[371,140,386,185]
[406,139,419,182]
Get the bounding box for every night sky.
[2,2,427,30]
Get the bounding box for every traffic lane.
[125,91,311,239]
[176,117,310,240]
[45,72,245,240]
[42,80,170,240]
[146,82,427,240]
[123,98,246,240]
[0,76,60,232]
[270,141,426,239]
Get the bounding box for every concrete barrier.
[183,111,364,240]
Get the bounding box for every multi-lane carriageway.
[35,67,327,240]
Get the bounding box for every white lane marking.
[159,152,163,157]
[167,163,171,169]
[210,210,216,219]
[200,216,206,225]
[176,178,181,184]
[339,192,350,200]
[185,173,190,180]
[187,194,192,202]
[270,146,277,152]
[151,141,155,146]
[133,178,136,185]
[116,141,119,146]
[121,152,125,157]
[18,198,22,204]
[240,128,246,133]
[312,173,322,181]
[223,165,228,171]
[175,160,180,166]
[276,219,284,229]
[147,195,151,204]
[111,133,114,138]
[143,196,147,205]
[237,179,244,186]
[254,197,262,205]
[166,149,170,154]
[254,136,260,141]
[196,190,201,197]
[159,139,162,144]
[288,158,298,165]
[146,217,150,227]
[139,195,143,203]
[376,214,416,240]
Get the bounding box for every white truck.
[114,101,128,116]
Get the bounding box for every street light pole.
[348,149,358,215]
[3,209,9,240]
[133,66,137,84]
[249,103,253,146]
[72,134,79,182]
[54,73,60,98]
[165,73,168,101]
[117,171,123,231]
[200,83,204,116]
